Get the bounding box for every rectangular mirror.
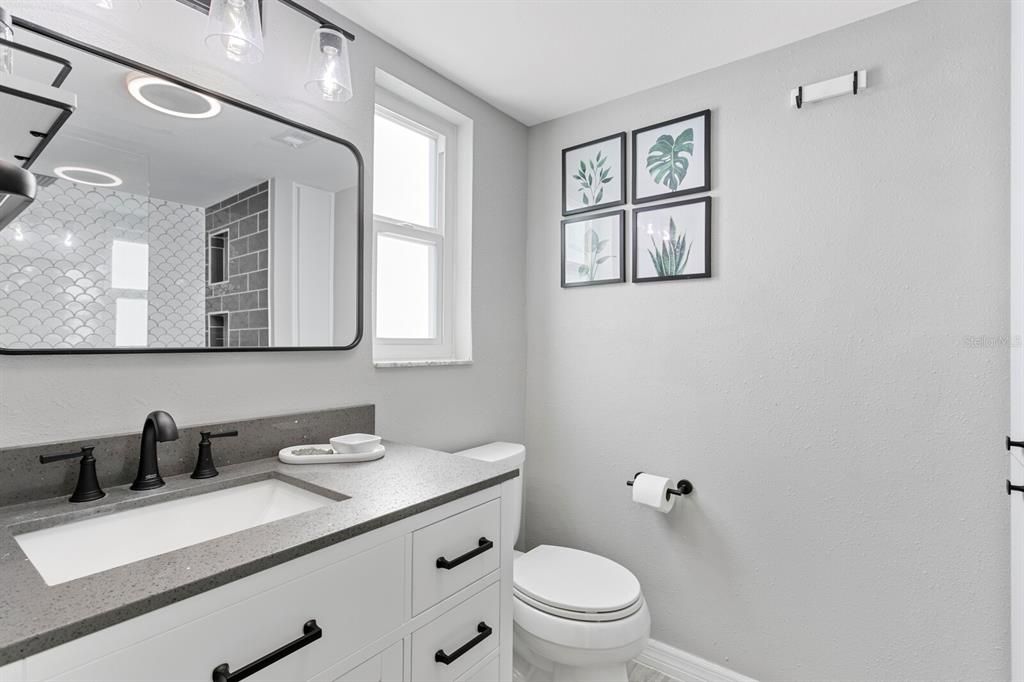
[0,20,363,353]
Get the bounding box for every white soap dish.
[278,443,385,465]
[329,433,382,454]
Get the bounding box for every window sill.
[373,359,473,369]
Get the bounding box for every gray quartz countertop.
[0,441,518,664]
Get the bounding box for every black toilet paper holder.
[626,472,694,499]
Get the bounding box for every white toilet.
[453,443,650,682]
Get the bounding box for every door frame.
[1011,2,1023,678]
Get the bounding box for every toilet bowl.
[452,443,650,682]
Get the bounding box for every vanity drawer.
[49,537,405,682]
[411,582,499,682]
[412,499,500,613]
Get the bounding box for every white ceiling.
[324,0,914,126]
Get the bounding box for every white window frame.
[373,88,459,363]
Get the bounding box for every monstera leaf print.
[646,128,694,191]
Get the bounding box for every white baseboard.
[635,639,757,682]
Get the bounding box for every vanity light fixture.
[204,0,264,64]
[305,26,352,103]
[126,74,222,119]
[197,0,356,102]
[53,166,123,188]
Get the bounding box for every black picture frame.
[0,16,365,355]
[632,197,711,283]
[561,132,627,217]
[561,209,626,288]
[631,109,711,205]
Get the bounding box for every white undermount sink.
[14,478,337,585]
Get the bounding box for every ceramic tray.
[278,443,385,465]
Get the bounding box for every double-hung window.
[373,87,463,363]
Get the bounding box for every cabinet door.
[49,538,405,682]
[332,642,403,682]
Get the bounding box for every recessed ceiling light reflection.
[126,75,222,120]
[53,166,123,188]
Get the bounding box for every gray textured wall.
[0,0,527,452]
[524,1,1010,679]
[204,181,271,348]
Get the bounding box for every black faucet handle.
[192,431,237,480]
[40,446,95,464]
[40,446,105,503]
[201,430,239,440]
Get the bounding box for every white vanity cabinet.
[0,482,516,682]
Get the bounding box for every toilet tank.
[451,442,524,546]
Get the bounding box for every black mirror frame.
[0,16,364,355]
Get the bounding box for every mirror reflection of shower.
[0,26,361,351]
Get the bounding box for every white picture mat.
[634,115,707,200]
[564,214,622,284]
[564,137,624,212]
[635,202,707,278]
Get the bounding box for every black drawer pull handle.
[212,619,322,682]
[434,621,492,665]
[436,537,493,570]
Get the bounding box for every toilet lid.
[513,546,641,615]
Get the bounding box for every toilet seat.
[513,587,644,622]
[513,545,643,622]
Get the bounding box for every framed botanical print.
[562,132,626,216]
[632,109,710,204]
[561,210,625,288]
[632,197,711,283]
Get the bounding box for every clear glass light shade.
[205,0,264,64]
[305,27,352,102]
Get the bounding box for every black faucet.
[131,410,179,491]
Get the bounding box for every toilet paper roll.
[631,473,675,513]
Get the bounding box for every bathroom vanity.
[0,442,518,682]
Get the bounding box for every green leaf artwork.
[577,227,611,281]
[647,217,691,277]
[571,150,614,207]
[646,128,694,191]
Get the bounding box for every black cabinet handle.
[434,622,492,665]
[212,619,322,682]
[436,537,493,570]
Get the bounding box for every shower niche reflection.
[0,22,362,353]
